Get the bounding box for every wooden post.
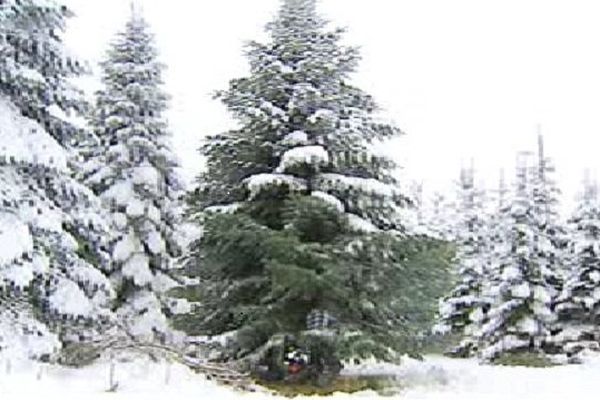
[36,364,44,380]
[107,353,118,392]
[164,361,171,385]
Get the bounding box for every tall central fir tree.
[434,165,490,357]
[81,9,185,343]
[183,0,451,378]
[0,0,114,359]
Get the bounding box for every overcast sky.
[63,0,600,211]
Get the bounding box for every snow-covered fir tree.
[530,134,566,300]
[554,177,600,353]
[480,170,511,311]
[0,0,114,359]
[183,0,451,373]
[81,9,185,343]
[435,166,490,356]
[478,153,558,360]
[485,170,511,264]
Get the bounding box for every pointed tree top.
[497,168,508,208]
[268,0,325,37]
[582,169,599,203]
[537,126,546,178]
[130,0,144,21]
[279,0,318,15]
[515,151,533,193]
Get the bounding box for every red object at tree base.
[288,364,302,374]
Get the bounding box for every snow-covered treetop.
[263,0,358,77]
[530,135,562,232]
[571,175,600,221]
[100,12,166,104]
[568,176,600,257]
[84,9,183,202]
[455,165,488,242]
[92,13,170,153]
[196,0,408,231]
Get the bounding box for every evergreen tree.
[81,9,185,342]
[487,169,511,250]
[477,170,511,329]
[183,0,451,373]
[0,0,113,359]
[530,134,566,300]
[435,166,489,356]
[484,170,511,274]
[478,153,557,360]
[554,177,600,353]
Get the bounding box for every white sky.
[63,0,600,212]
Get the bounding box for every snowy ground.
[1,353,599,400]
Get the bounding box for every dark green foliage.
[180,0,453,377]
[283,196,348,243]
[182,196,452,363]
[492,351,557,368]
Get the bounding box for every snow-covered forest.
[2,0,600,398]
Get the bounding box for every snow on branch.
[0,212,33,266]
[243,173,307,198]
[0,97,68,170]
[47,104,88,130]
[49,279,94,316]
[346,213,379,233]
[122,253,153,287]
[275,145,329,173]
[281,130,309,146]
[316,173,401,197]
[311,191,344,212]
[204,203,242,214]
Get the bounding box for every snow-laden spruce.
[477,170,512,328]
[477,153,559,360]
[0,0,114,359]
[435,166,490,356]
[554,178,600,353]
[529,134,567,300]
[81,10,185,342]
[182,0,451,371]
